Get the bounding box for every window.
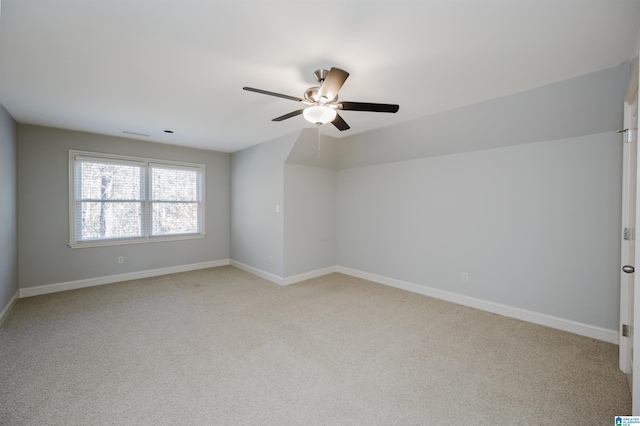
[69,150,204,247]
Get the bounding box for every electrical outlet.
[462,272,469,283]
[118,256,124,264]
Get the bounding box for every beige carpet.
[0,266,631,425]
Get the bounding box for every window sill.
[69,233,205,249]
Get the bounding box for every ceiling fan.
[243,67,399,131]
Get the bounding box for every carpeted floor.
[0,266,631,424]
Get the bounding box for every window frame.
[69,150,205,248]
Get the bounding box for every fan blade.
[331,113,350,131]
[243,87,304,102]
[339,101,399,113]
[272,109,304,122]
[317,68,349,102]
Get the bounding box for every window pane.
[71,150,204,246]
[79,162,142,200]
[151,167,198,201]
[152,202,199,235]
[79,202,143,240]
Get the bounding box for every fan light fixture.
[303,105,336,125]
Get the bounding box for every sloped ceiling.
[0,0,639,152]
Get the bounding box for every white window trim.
[69,150,206,249]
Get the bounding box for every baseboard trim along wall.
[228,261,618,343]
[229,260,337,286]
[19,259,230,298]
[335,266,619,345]
[281,266,338,286]
[0,289,19,329]
[14,258,619,344]
[229,260,286,285]
[230,260,618,345]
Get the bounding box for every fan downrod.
[313,69,329,84]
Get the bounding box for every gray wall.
[283,164,336,277]
[283,129,338,276]
[0,104,18,314]
[17,125,230,288]
[231,128,338,279]
[336,64,628,331]
[337,133,622,329]
[230,131,299,277]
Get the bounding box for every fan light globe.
[303,105,337,125]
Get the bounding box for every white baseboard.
[230,260,286,285]
[281,266,337,286]
[228,262,617,343]
[229,260,336,286]
[336,266,619,345]
[15,258,618,344]
[0,289,19,329]
[19,259,230,298]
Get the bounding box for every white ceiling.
[1,0,639,153]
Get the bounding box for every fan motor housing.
[304,87,320,102]
[305,85,338,103]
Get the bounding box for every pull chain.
[317,124,321,158]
